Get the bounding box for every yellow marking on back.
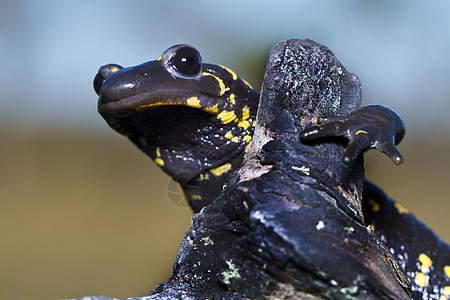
[394,202,409,214]
[231,136,239,143]
[190,194,203,201]
[219,65,238,80]
[199,173,210,181]
[229,94,236,104]
[244,143,251,153]
[414,272,428,287]
[210,163,232,177]
[418,253,433,273]
[444,266,450,278]
[368,198,380,212]
[238,120,250,130]
[443,286,450,296]
[204,104,219,114]
[224,131,234,139]
[155,158,164,166]
[217,110,237,124]
[186,96,201,108]
[242,106,250,120]
[156,147,161,157]
[370,224,375,231]
[252,120,256,127]
[243,135,252,143]
[202,72,227,96]
[156,55,163,61]
[355,130,368,135]
[439,295,447,300]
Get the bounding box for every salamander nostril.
[93,64,124,95]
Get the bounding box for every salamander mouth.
[97,90,220,117]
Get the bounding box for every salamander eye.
[171,47,202,77]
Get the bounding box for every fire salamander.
[94,44,450,299]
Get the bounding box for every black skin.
[95,44,450,298]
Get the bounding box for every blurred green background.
[1,1,449,299]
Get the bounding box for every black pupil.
[172,48,201,76]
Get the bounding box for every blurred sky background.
[1,1,449,299]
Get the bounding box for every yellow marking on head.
[217,110,237,124]
[229,94,236,104]
[443,286,450,296]
[231,136,239,143]
[155,157,165,166]
[414,272,428,287]
[394,202,409,214]
[156,147,161,157]
[238,120,250,130]
[156,55,163,61]
[444,266,450,278]
[243,135,252,143]
[242,106,250,120]
[111,66,121,74]
[137,101,182,110]
[190,194,203,201]
[355,130,368,135]
[210,163,232,177]
[219,65,238,80]
[202,72,227,96]
[204,104,219,114]
[368,198,380,212]
[225,131,234,139]
[418,253,433,273]
[242,78,253,90]
[186,96,201,108]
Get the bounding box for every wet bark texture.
[75,39,411,300]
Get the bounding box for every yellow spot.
[231,136,239,143]
[156,55,162,61]
[238,120,250,130]
[156,147,161,157]
[190,194,202,201]
[217,110,237,124]
[370,224,375,231]
[244,143,251,153]
[225,131,234,139]
[229,94,236,104]
[368,198,380,212]
[219,65,238,80]
[111,66,121,74]
[355,130,368,135]
[204,104,219,114]
[243,135,252,143]
[203,72,227,96]
[242,78,253,89]
[439,295,447,300]
[210,163,232,177]
[252,120,256,127]
[155,158,164,166]
[444,286,450,296]
[199,173,210,181]
[395,202,409,214]
[444,266,450,278]
[186,96,201,108]
[418,253,433,272]
[414,272,428,287]
[242,106,250,120]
